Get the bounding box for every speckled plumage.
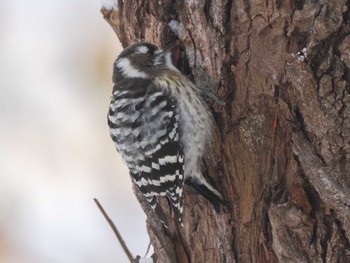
[108,42,223,227]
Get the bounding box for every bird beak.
[154,43,179,67]
[163,43,177,55]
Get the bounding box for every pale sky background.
[0,1,149,262]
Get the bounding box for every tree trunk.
[102,0,350,262]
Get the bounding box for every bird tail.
[145,196,169,228]
[185,173,228,211]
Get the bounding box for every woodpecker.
[108,42,224,228]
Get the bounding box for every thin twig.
[94,198,134,263]
[144,241,152,258]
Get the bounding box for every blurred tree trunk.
[102,0,350,262]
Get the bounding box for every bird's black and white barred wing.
[108,80,185,227]
[132,85,185,227]
[133,141,184,227]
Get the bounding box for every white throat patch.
[165,52,180,72]
[116,58,148,78]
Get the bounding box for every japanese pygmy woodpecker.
[108,42,224,228]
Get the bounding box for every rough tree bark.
[102,1,350,262]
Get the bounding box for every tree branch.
[94,198,134,263]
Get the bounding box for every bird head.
[113,42,177,79]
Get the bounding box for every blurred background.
[0,1,149,262]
